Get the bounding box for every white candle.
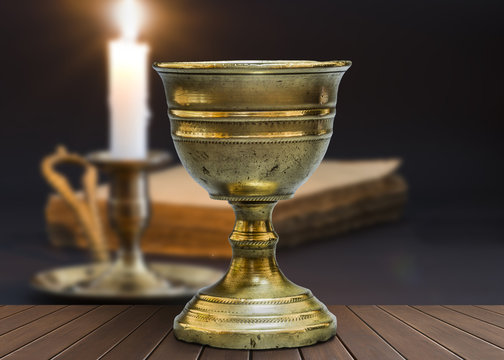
[109,0,149,159]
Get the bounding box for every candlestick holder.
[32,150,223,300]
[154,60,351,349]
[76,151,171,295]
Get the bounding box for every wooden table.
[0,305,503,359]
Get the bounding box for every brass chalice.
[154,60,351,349]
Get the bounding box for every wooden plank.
[349,305,460,360]
[445,305,504,329]
[253,348,301,360]
[8,304,504,359]
[0,305,96,357]
[101,306,179,360]
[147,331,202,360]
[301,335,354,360]
[3,305,127,360]
[477,305,504,316]
[200,346,248,360]
[381,305,504,360]
[330,305,404,360]
[54,305,160,360]
[0,305,64,336]
[414,305,504,348]
[0,306,34,320]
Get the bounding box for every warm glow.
[115,0,143,41]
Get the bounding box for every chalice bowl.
[154,60,351,349]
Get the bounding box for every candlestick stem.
[108,167,148,269]
[77,151,171,295]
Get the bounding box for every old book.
[45,159,407,258]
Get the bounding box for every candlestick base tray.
[31,262,223,301]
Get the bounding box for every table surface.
[0,305,503,359]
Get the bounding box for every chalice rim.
[153,59,351,74]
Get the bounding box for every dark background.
[0,0,502,303]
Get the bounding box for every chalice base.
[174,273,336,349]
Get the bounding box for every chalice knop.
[154,60,351,349]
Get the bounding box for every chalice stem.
[230,201,277,246]
[228,201,283,281]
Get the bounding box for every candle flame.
[116,0,142,41]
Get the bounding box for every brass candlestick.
[76,151,171,295]
[154,60,351,348]
[32,150,223,300]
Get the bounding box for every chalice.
[154,60,351,349]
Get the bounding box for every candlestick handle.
[41,146,109,262]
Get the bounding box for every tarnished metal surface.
[154,60,351,349]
